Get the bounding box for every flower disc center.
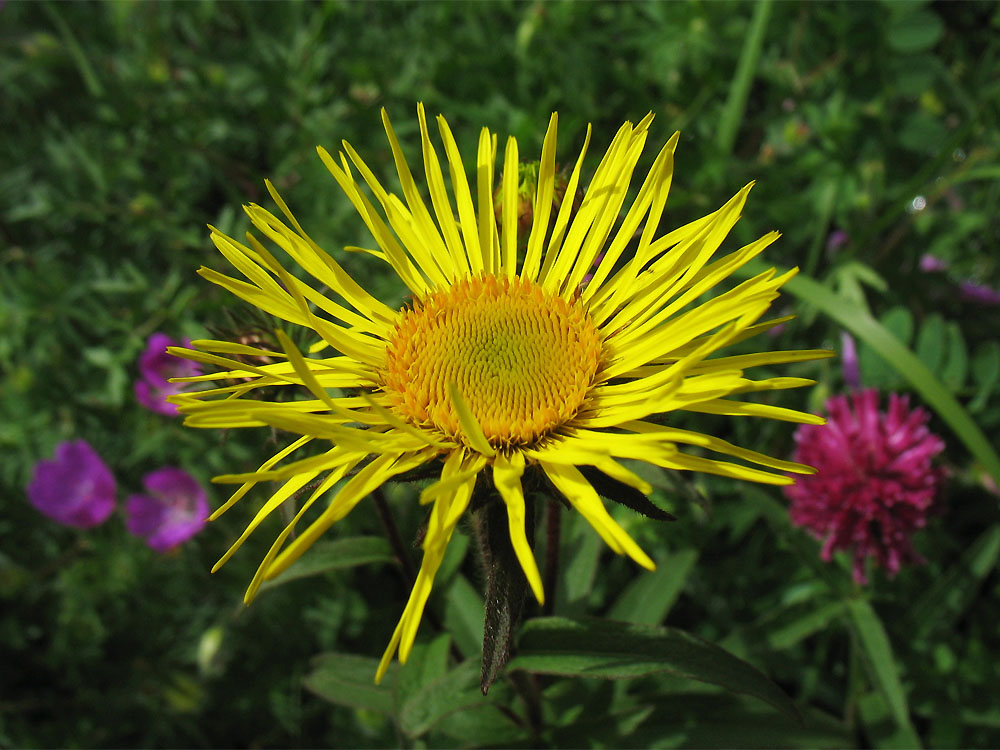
[382,275,602,448]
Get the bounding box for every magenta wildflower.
[126,467,209,553]
[825,229,850,253]
[959,280,1000,306]
[27,440,117,528]
[134,333,201,416]
[785,389,945,583]
[918,253,949,273]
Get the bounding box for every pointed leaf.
[621,695,853,750]
[509,616,799,721]
[303,652,398,714]
[558,512,603,610]
[400,659,488,737]
[443,574,484,658]
[846,599,914,733]
[608,548,698,625]
[434,702,532,745]
[915,314,945,374]
[969,341,1000,412]
[857,691,923,749]
[767,600,846,651]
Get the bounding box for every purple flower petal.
[26,440,117,528]
[918,253,949,273]
[826,229,849,253]
[125,467,208,553]
[959,280,1000,306]
[134,333,201,416]
[840,331,861,390]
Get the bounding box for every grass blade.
[746,264,1000,486]
[717,0,773,156]
[846,598,916,739]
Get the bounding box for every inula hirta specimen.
[170,106,829,680]
[786,389,945,583]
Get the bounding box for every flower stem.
[372,487,416,585]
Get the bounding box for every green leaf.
[767,600,846,651]
[399,659,489,737]
[881,306,915,345]
[859,306,913,388]
[941,321,968,391]
[397,633,453,703]
[623,695,853,750]
[607,548,698,625]
[857,691,923,749]
[550,703,656,749]
[303,652,397,715]
[846,599,914,734]
[915,313,945,374]
[969,341,1000,412]
[899,114,948,155]
[558,511,603,611]
[259,536,394,591]
[443,574,485,658]
[433,703,531,745]
[890,54,941,97]
[509,616,799,721]
[887,9,944,53]
[903,524,1000,640]
[433,528,470,591]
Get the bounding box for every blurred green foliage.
[2,0,1000,747]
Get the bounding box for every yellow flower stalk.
[169,105,829,682]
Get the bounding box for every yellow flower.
[170,105,829,682]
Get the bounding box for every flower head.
[27,440,116,528]
[785,389,945,583]
[126,467,208,552]
[169,106,830,680]
[135,333,202,415]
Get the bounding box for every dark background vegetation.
[2,1,999,747]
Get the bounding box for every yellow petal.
[208,436,312,521]
[541,461,655,571]
[522,112,559,281]
[265,448,436,580]
[376,452,478,682]
[448,382,497,457]
[500,135,519,278]
[492,452,545,604]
